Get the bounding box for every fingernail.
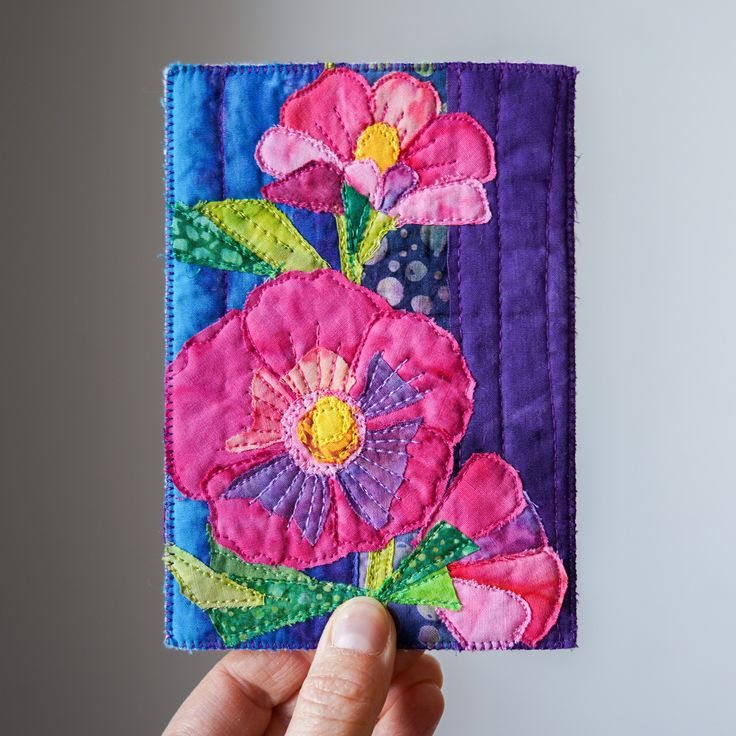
[330,597,389,654]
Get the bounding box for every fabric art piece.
[163,62,577,650]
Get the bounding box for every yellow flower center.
[354,122,400,172]
[296,396,360,464]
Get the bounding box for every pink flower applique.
[420,453,568,649]
[166,269,475,569]
[255,67,496,226]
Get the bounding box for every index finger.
[163,650,314,736]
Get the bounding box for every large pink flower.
[255,68,496,226]
[166,270,474,569]
[420,454,568,649]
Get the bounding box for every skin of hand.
[162,596,444,736]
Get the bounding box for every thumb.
[286,596,396,736]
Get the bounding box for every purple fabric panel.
[446,68,503,457]
[447,64,576,648]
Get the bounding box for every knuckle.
[299,667,375,722]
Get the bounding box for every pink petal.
[421,453,525,540]
[372,72,440,148]
[256,125,341,178]
[402,112,496,186]
[282,346,355,396]
[281,67,373,161]
[166,311,265,499]
[390,180,491,226]
[225,368,293,452]
[205,452,345,568]
[204,426,453,569]
[439,580,531,650]
[261,161,345,214]
[349,310,475,444]
[243,270,389,383]
[334,425,454,553]
[344,159,383,208]
[450,547,568,646]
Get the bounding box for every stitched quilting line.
[544,75,563,624]
[496,66,506,456]
[163,65,177,647]
[455,65,467,455]
[167,63,576,78]
[565,72,578,647]
[219,67,230,313]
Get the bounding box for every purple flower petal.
[380,162,418,212]
[224,454,330,545]
[337,419,421,528]
[359,352,423,418]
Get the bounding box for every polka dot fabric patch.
[163,62,577,651]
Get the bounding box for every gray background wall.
[3,1,735,733]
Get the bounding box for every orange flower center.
[354,122,400,172]
[296,396,360,464]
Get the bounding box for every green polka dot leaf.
[375,521,478,603]
[167,523,477,646]
[171,201,277,276]
[207,527,362,645]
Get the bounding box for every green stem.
[365,538,396,590]
[358,210,396,264]
[335,214,360,284]
[335,210,396,285]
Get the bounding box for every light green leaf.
[389,567,461,610]
[206,528,361,644]
[377,521,478,600]
[164,544,264,610]
[197,199,329,273]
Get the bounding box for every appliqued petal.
[167,311,261,499]
[469,505,548,562]
[351,310,474,443]
[372,72,440,147]
[389,180,491,226]
[256,125,342,178]
[422,453,525,540]
[401,112,496,186]
[261,161,345,214]
[283,346,355,396]
[243,270,388,381]
[379,163,418,212]
[359,353,422,418]
[450,547,568,646]
[336,418,421,527]
[223,454,331,546]
[344,159,382,207]
[226,367,293,452]
[438,580,531,650]
[280,67,373,161]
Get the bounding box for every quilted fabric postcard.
[163,62,577,651]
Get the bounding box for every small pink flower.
[166,270,474,569]
[256,68,496,226]
[422,454,568,649]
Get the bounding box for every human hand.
[163,596,444,736]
